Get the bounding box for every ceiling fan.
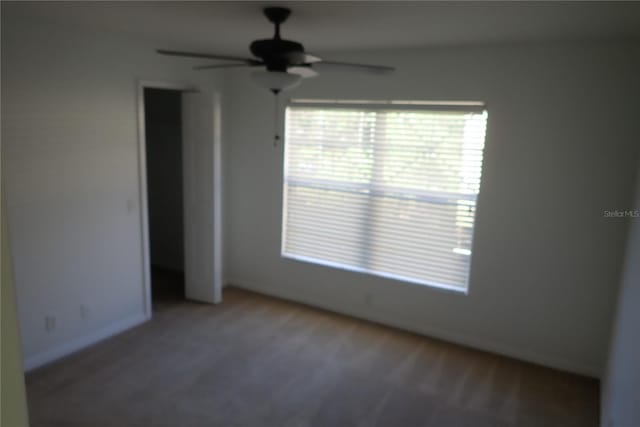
[158,7,395,94]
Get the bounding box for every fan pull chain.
[274,92,280,147]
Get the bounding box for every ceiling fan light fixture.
[251,70,301,94]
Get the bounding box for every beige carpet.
[26,286,598,427]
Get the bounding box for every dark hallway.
[144,88,185,305]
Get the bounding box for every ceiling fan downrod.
[264,7,291,40]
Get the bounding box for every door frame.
[135,80,207,319]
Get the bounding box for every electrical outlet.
[80,305,90,320]
[364,292,373,307]
[45,316,56,332]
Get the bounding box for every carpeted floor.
[26,285,598,427]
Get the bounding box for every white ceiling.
[4,1,640,56]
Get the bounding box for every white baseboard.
[230,280,601,378]
[24,312,149,372]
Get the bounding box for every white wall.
[224,43,640,377]
[601,158,640,426]
[1,14,224,369]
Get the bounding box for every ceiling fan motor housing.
[250,39,306,71]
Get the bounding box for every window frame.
[281,99,488,294]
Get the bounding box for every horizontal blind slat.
[283,104,487,290]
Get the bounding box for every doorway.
[138,81,223,318]
[144,88,185,308]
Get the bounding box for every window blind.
[282,101,488,291]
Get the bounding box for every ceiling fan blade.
[157,49,261,65]
[316,60,395,73]
[288,66,319,78]
[283,51,322,65]
[194,62,263,70]
[301,53,322,63]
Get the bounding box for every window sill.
[281,252,469,295]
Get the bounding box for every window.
[282,100,488,292]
